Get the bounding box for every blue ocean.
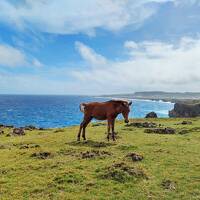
[0,95,174,128]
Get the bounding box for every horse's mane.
[107,99,129,104]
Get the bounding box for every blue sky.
[0,0,200,94]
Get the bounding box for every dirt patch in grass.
[144,127,176,134]
[31,151,52,159]
[57,148,77,156]
[53,173,84,185]
[190,127,200,132]
[153,148,170,154]
[0,169,9,175]
[176,121,192,125]
[178,129,190,135]
[7,128,25,137]
[67,140,115,148]
[80,150,111,159]
[13,143,40,149]
[54,129,65,133]
[0,129,4,135]
[126,122,157,128]
[19,143,40,149]
[99,162,148,183]
[0,144,10,149]
[92,141,114,148]
[126,153,144,162]
[58,148,111,159]
[161,179,176,190]
[118,144,138,151]
[178,127,200,135]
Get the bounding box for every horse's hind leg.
[111,119,116,141]
[82,117,92,140]
[107,119,111,141]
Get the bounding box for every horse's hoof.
[112,137,116,141]
[77,138,80,141]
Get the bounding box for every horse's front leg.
[77,121,83,141]
[81,117,92,140]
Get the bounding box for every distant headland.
[99,91,200,104]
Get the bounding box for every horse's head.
[120,101,132,123]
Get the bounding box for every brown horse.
[77,100,132,141]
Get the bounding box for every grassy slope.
[0,118,200,200]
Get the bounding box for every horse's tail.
[79,103,86,113]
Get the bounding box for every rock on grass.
[126,153,143,161]
[145,112,158,118]
[161,179,176,190]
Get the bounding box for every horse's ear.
[128,101,132,106]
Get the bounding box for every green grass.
[0,118,200,200]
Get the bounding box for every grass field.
[0,118,200,200]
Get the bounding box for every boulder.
[145,112,158,118]
[126,153,143,161]
[169,103,200,118]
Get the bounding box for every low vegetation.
[0,118,199,199]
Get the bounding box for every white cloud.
[0,0,179,35]
[174,0,200,6]
[75,41,107,67]
[124,41,139,49]
[0,44,43,68]
[72,38,200,94]
[32,58,43,67]
[0,44,27,67]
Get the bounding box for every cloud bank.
[73,37,200,94]
[0,0,181,35]
[1,37,200,94]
